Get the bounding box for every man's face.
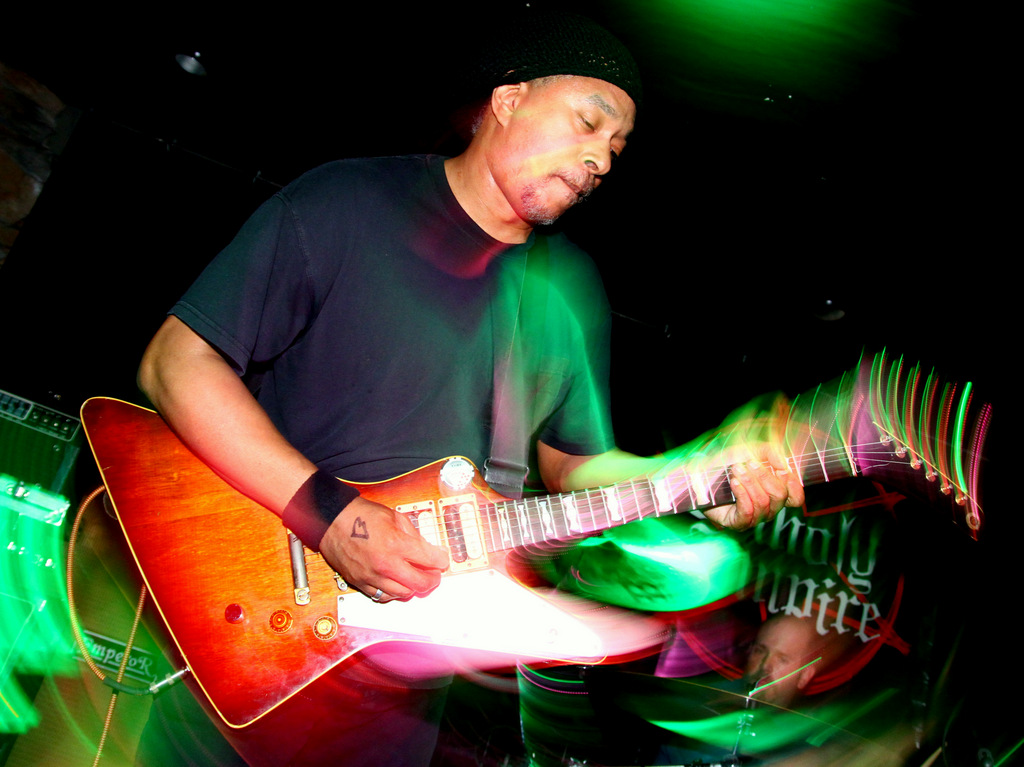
[489,76,636,226]
[744,616,821,708]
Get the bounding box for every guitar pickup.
[398,495,487,573]
[439,495,486,572]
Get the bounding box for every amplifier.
[1,389,81,740]
[0,389,81,499]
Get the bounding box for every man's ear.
[796,665,816,691]
[490,82,526,127]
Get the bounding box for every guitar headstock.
[785,351,991,540]
[851,352,990,539]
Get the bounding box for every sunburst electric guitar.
[80,352,989,727]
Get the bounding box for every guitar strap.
[485,235,549,499]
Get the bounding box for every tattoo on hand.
[351,517,370,539]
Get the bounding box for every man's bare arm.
[138,316,448,600]
[139,316,317,511]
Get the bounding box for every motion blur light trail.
[650,0,907,112]
[1,476,75,734]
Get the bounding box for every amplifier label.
[77,630,163,686]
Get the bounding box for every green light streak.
[901,362,921,460]
[1,483,76,734]
[920,367,938,471]
[0,513,76,676]
[886,355,903,446]
[995,736,1024,767]
[523,667,585,688]
[952,381,972,500]
[651,698,846,753]
[747,655,821,697]
[37,674,98,754]
[836,367,857,473]
[647,0,907,115]
[869,351,886,432]
[562,516,751,611]
[0,674,40,734]
[806,686,897,747]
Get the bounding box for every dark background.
[0,0,1003,436]
[0,1,1010,761]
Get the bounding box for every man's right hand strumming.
[320,496,450,603]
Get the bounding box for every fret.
[524,500,539,544]
[585,491,598,532]
[541,496,566,540]
[533,497,553,542]
[709,467,735,508]
[634,479,661,522]
[496,501,514,548]
[539,497,556,540]
[627,478,644,522]
[561,492,582,534]
[576,487,602,534]
[480,503,497,554]
[690,466,712,508]
[639,480,658,519]
[504,500,521,547]
[486,502,505,553]
[602,486,622,523]
[514,501,533,544]
[599,487,612,529]
[552,497,569,539]
[536,498,551,538]
[815,440,832,483]
[652,476,674,514]
[533,497,550,541]
[529,500,544,542]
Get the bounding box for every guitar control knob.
[224,604,245,624]
[312,616,338,641]
[270,610,294,633]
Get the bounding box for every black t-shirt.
[172,155,614,483]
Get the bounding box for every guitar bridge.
[397,499,440,544]
[287,532,311,605]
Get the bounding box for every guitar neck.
[477,350,991,554]
[481,471,728,554]
[479,449,855,554]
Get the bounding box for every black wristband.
[282,469,361,551]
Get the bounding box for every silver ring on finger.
[371,588,384,602]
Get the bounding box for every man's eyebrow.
[585,93,618,118]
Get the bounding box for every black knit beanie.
[468,10,643,109]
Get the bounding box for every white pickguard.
[336,568,668,663]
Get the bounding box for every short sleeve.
[171,192,318,374]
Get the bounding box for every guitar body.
[80,354,990,727]
[81,397,668,728]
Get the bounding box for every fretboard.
[479,447,859,554]
[480,466,738,554]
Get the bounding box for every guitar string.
[304,436,974,576]
[460,434,970,561]
[473,438,963,554]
